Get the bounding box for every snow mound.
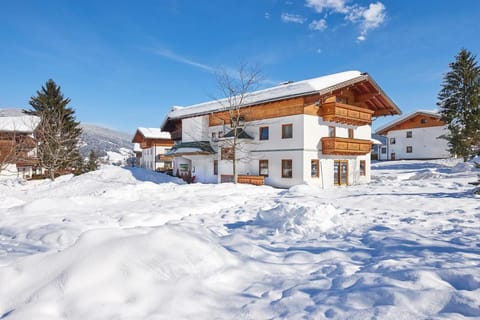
[0,225,238,319]
[407,169,441,180]
[449,161,475,173]
[255,202,340,236]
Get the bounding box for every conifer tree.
[26,79,82,180]
[438,49,480,161]
[85,150,100,172]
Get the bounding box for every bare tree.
[214,63,263,183]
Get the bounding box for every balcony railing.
[321,137,372,155]
[320,102,374,125]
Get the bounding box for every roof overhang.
[161,71,401,129]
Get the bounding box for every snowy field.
[0,159,479,319]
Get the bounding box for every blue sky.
[1,0,479,133]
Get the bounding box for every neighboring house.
[0,109,40,178]
[161,70,401,188]
[132,143,142,166]
[131,128,174,171]
[375,110,450,160]
[371,134,388,161]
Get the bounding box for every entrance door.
[334,160,348,186]
[390,153,396,160]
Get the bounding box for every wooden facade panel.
[378,114,445,134]
[209,97,306,126]
[321,137,372,155]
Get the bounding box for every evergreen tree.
[438,49,480,161]
[85,150,100,172]
[26,79,82,180]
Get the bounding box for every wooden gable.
[376,114,444,135]
[132,130,174,149]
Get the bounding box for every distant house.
[131,128,174,171]
[371,134,388,161]
[0,109,40,178]
[375,110,450,160]
[161,70,401,188]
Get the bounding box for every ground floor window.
[311,159,319,178]
[334,160,348,185]
[281,159,292,178]
[360,160,366,176]
[406,146,413,153]
[213,160,218,175]
[259,160,269,176]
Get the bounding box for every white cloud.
[309,19,328,31]
[153,48,214,72]
[306,0,387,41]
[361,2,386,32]
[306,0,349,14]
[281,13,307,24]
[264,12,271,20]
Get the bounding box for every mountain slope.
[79,124,133,159]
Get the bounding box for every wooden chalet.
[131,127,174,171]
[161,71,401,188]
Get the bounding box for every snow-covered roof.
[0,109,40,133]
[136,127,171,139]
[163,71,378,123]
[375,110,441,134]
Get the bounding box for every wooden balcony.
[320,102,374,125]
[322,137,372,155]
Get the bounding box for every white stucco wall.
[387,126,450,160]
[176,113,372,188]
[182,116,209,142]
[140,145,172,171]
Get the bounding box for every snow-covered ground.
[0,159,479,319]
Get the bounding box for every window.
[360,160,366,176]
[282,124,293,139]
[328,126,336,137]
[259,160,269,176]
[218,131,224,138]
[381,147,387,154]
[259,127,269,140]
[311,160,319,178]
[336,96,348,104]
[211,132,217,141]
[406,146,413,153]
[213,160,218,175]
[406,131,412,138]
[281,160,292,178]
[221,147,233,160]
[421,118,427,124]
[348,128,354,139]
[334,160,348,186]
[390,137,396,144]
